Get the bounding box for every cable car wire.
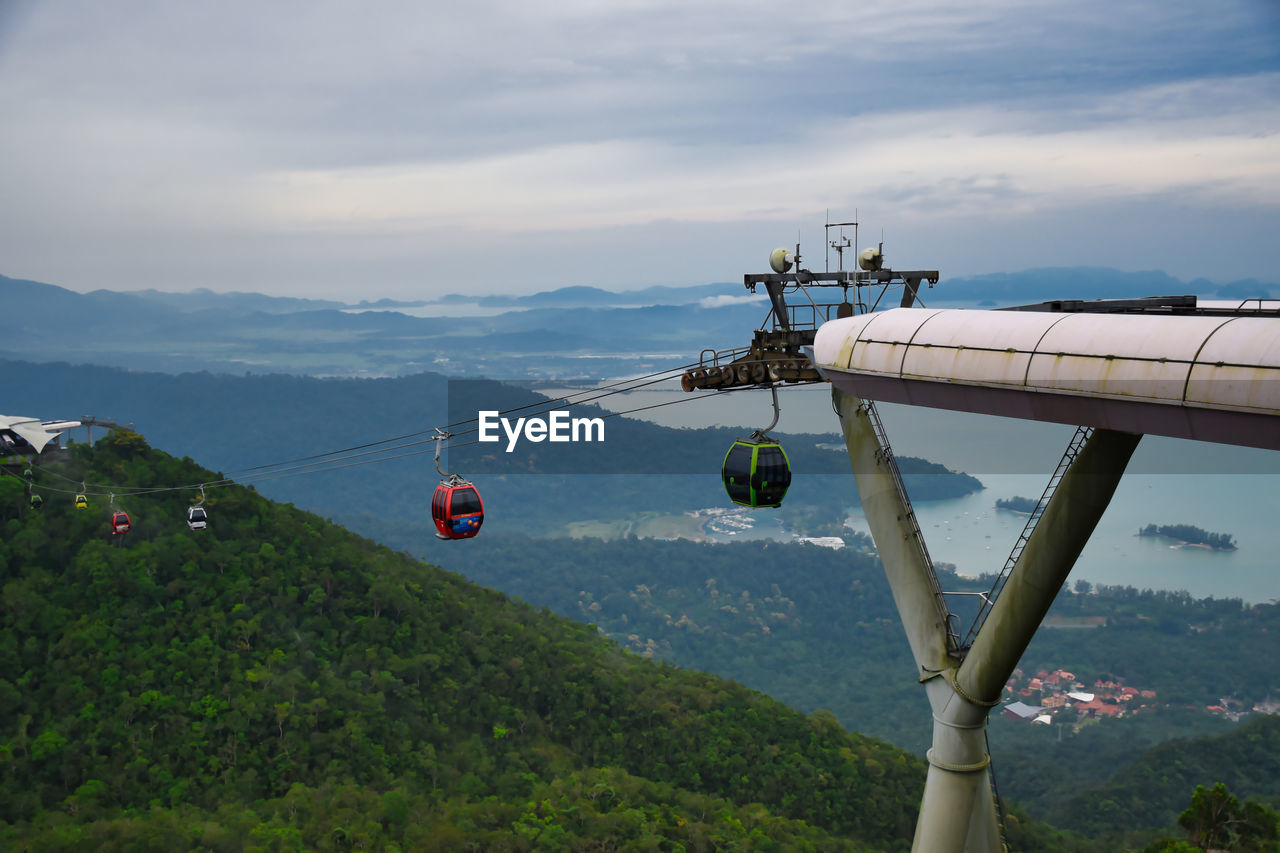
[17,363,695,494]
[16,358,784,499]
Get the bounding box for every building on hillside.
[1074,698,1123,719]
[1001,701,1046,721]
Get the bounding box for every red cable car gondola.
[430,430,484,540]
[111,510,131,535]
[431,481,484,539]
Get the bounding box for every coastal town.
[1001,668,1277,726]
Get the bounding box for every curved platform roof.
[0,415,80,455]
[812,308,1280,450]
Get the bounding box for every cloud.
[699,293,769,309]
[0,1,1277,296]
[233,74,1279,235]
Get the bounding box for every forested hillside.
[425,533,1280,845]
[1,432,954,851]
[1052,714,1280,843]
[7,365,1278,848]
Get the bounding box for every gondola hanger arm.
[749,384,781,442]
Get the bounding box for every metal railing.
[766,301,852,332]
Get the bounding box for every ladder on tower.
[962,425,1095,649]
[860,400,963,657]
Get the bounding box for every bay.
[543,379,1280,605]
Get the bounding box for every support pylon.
[833,388,1141,852]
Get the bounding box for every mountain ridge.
[5,267,1274,378]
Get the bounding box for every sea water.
[549,380,1280,605]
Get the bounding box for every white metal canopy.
[812,308,1280,450]
[0,415,80,454]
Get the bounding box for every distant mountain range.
[429,282,740,307]
[407,268,1278,308]
[5,267,1274,378]
[937,266,1275,305]
[1,273,764,377]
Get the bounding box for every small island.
[1138,523,1237,552]
[995,495,1039,514]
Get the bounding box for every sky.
[1,0,1278,300]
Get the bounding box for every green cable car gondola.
[721,438,791,507]
[720,383,792,508]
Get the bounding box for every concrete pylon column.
[956,428,1143,704]
[833,388,1140,852]
[833,390,952,676]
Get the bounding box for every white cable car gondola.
[187,486,208,531]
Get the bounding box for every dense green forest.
[1138,524,1237,551]
[1139,782,1279,852]
[1052,714,1280,846]
[5,367,1279,848]
[3,434,1277,849]
[3,432,965,851]
[424,533,1280,843]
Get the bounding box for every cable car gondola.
[721,384,792,508]
[187,486,207,530]
[110,511,131,535]
[722,438,791,508]
[431,481,484,539]
[430,430,484,540]
[75,493,88,510]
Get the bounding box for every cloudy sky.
[1,0,1278,299]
